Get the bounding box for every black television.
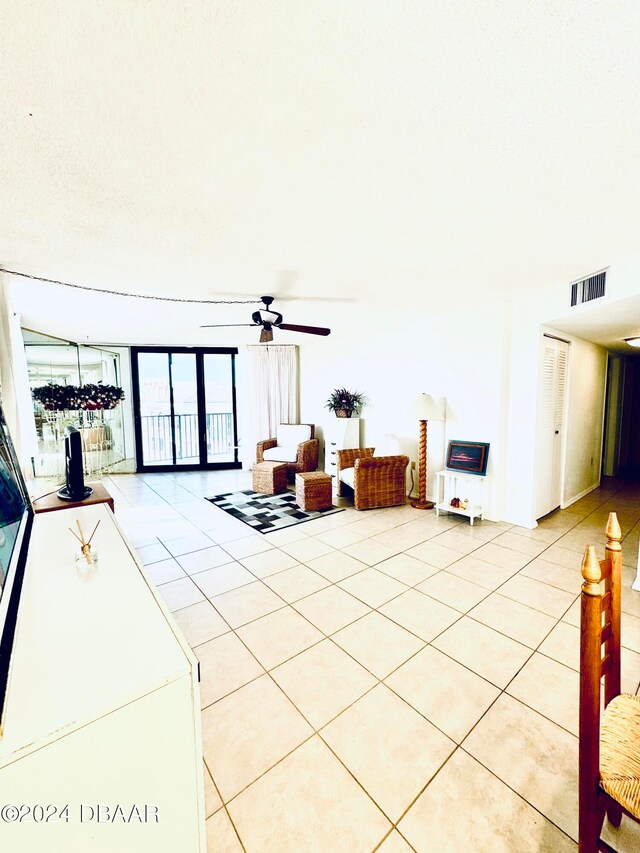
[0,402,33,735]
[57,425,92,501]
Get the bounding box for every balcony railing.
[141,412,234,464]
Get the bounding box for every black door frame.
[131,346,241,473]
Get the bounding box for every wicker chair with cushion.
[579,511,640,852]
[336,446,409,510]
[256,423,319,481]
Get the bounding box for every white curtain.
[0,276,39,472]
[236,344,299,468]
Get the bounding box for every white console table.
[435,470,487,525]
[0,504,205,853]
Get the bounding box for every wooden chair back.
[579,511,622,849]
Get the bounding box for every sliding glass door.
[131,347,240,472]
[203,353,236,464]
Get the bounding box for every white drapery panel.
[236,344,299,469]
[0,276,38,472]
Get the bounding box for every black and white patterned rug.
[206,489,344,533]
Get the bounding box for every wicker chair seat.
[338,467,355,489]
[262,446,299,463]
[256,424,319,481]
[336,447,409,510]
[600,692,640,818]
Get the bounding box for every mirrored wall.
[22,331,127,478]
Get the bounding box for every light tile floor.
[103,469,640,852]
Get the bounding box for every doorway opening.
[131,347,240,472]
[606,353,640,480]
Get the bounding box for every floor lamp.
[410,393,443,510]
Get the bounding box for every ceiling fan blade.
[278,323,331,336]
[200,323,256,328]
[260,327,274,343]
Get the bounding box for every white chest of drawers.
[324,418,361,486]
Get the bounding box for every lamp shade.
[411,393,443,421]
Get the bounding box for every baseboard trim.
[561,481,601,510]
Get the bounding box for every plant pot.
[336,410,352,418]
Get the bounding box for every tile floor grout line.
[209,729,318,814]
[288,599,374,637]
[463,607,571,655]
[452,567,591,742]
[500,689,580,741]
[193,587,337,711]
[272,644,381,721]
[454,689,548,794]
[199,670,266,714]
[369,827,412,852]
[187,556,294,618]
[368,741,458,834]
[316,723,432,834]
[451,590,587,753]
[456,743,580,847]
[396,550,601,755]
[206,637,399,823]
[202,756,248,852]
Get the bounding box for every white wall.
[298,291,609,529]
[298,297,506,518]
[109,347,136,472]
[560,335,607,505]
[500,304,541,527]
[502,304,608,527]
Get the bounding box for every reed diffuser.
[70,519,100,572]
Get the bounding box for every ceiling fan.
[201,296,331,342]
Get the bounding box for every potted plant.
[325,388,364,419]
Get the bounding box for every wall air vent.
[570,270,607,307]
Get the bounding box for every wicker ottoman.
[252,461,288,495]
[296,471,333,512]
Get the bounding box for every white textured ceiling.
[2,1,640,339]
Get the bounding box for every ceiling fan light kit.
[202,295,331,342]
[253,309,281,325]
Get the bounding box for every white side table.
[435,470,487,525]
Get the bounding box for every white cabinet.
[324,417,361,486]
[435,470,487,525]
[0,504,205,853]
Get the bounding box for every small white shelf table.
[435,469,487,525]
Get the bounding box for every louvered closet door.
[535,336,569,519]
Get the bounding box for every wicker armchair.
[256,423,319,481]
[336,447,409,510]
